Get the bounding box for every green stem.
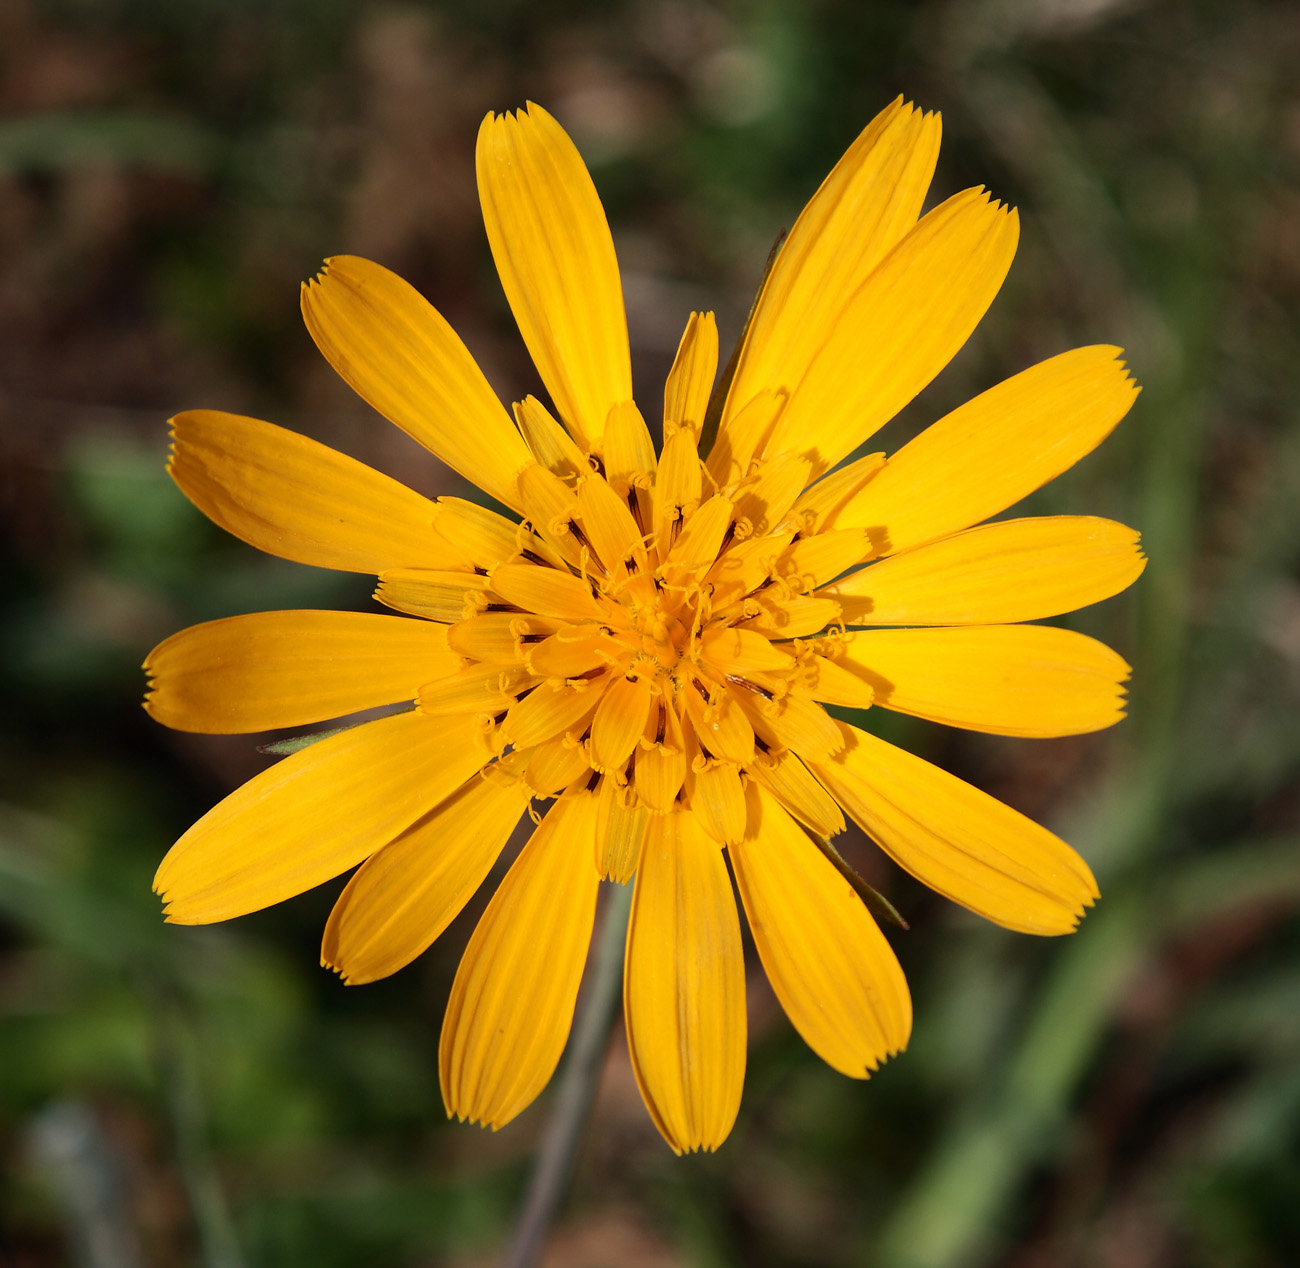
[152,990,246,1268]
[502,879,634,1268]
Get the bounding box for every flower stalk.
[504,880,634,1268]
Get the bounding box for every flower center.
[421,425,854,871]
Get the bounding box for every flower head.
[146,100,1143,1153]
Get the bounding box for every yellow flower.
[146,99,1143,1154]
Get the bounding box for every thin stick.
[503,879,634,1268]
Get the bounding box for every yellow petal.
[490,562,609,622]
[733,688,843,764]
[704,388,783,489]
[523,732,592,796]
[838,625,1131,736]
[704,529,792,609]
[811,723,1099,935]
[301,255,531,511]
[576,474,645,574]
[155,712,493,923]
[791,452,886,535]
[683,682,755,765]
[735,595,841,640]
[731,783,911,1076]
[748,750,845,839]
[776,528,873,591]
[514,396,587,481]
[447,612,540,663]
[168,410,447,574]
[698,626,794,675]
[503,675,608,749]
[664,311,718,439]
[661,493,734,593]
[654,426,704,549]
[634,698,688,815]
[440,792,601,1129]
[721,100,940,442]
[433,498,543,570]
[477,104,631,451]
[524,627,618,679]
[590,674,654,772]
[418,664,537,717]
[793,652,876,710]
[516,463,584,565]
[765,189,1019,479]
[828,346,1141,552]
[603,400,657,495]
[691,761,747,845]
[603,402,658,537]
[596,772,648,882]
[624,810,746,1153]
[731,452,810,535]
[825,516,1146,625]
[374,569,492,622]
[145,610,460,734]
[321,768,529,984]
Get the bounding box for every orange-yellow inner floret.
[382,399,875,881]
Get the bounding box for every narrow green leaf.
[807,830,909,930]
[257,706,416,755]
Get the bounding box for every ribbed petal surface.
[796,654,876,709]
[829,345,1141,551]
[812,723,1099,935]
[722,98,940,440]
[169,410,447,574]
[624,810,746,1154]
[301,255,531,511]
[516,395,588,479]
[523,734,590,796]
[491,562,609,622]
[604,400,657,493]
[155,712,493,924]
[440,792,601,1129]
[836,625,1131,736]
[826,516,1146,625]
[664,312,718,438]
[731,783,911,1076]
[477,103,631,451]
[749,750,846,839]
[374,569,492,623]
[322,768,529,984]
[503,676,607,748]
[596,772,649,882]
[145,610,459,734]
[590,674,654,772]
[762,188,1019,478]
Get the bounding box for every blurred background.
[2,0,1299,1264]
